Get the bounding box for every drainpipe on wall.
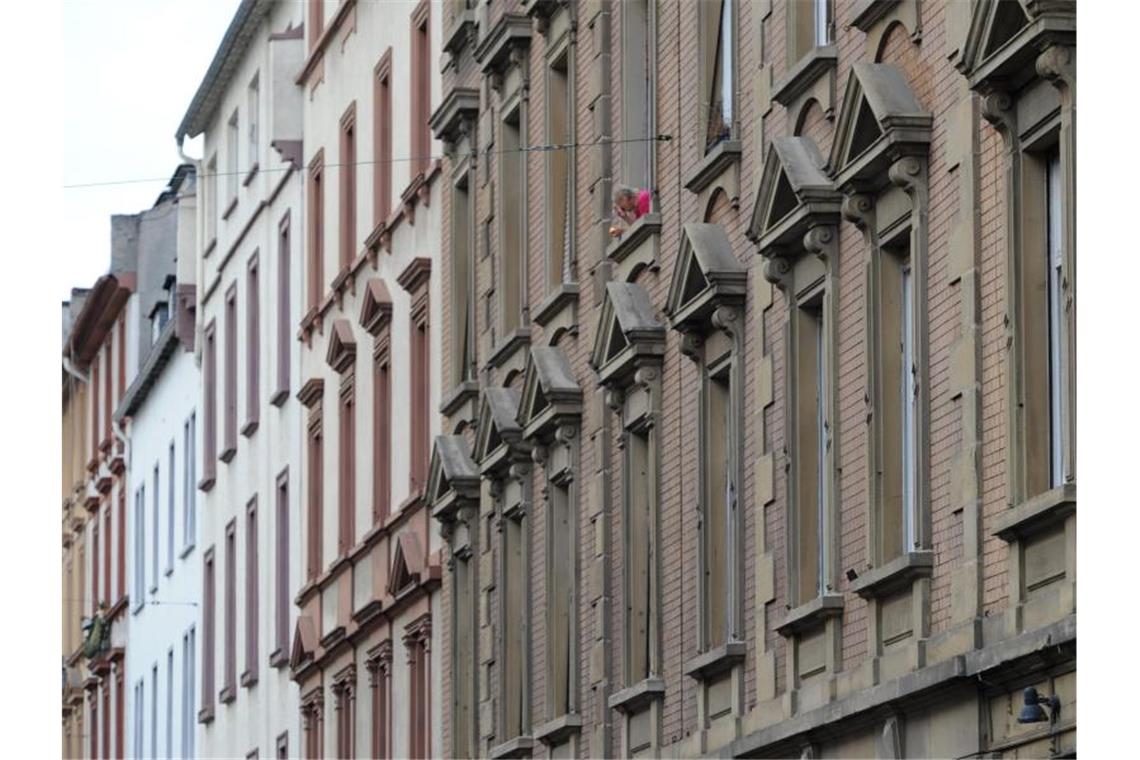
[63,354,88,384]
[177,136,205,365]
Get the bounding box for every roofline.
[114,317,180,421]
[65,274,132,367]
[175,0,272,141]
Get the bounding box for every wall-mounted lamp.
[1017,687,1061,725]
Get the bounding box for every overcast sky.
[61,0,238,302]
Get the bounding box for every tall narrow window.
[184,626,197,751]
[545,49,571,292]
[451,177,473,387]
[206,155,218,244]
[621,0,654,191]
[103,507,111,606]
[900,261,917,551]
[151,664,158,760]
[705,0,735,151]
[704,369,734,647]
[499,111,523,336]
[814,0,831,45]
[410,301,430,492]
[501,514,526,740]
[546,479,573,716]
[118,316,126,400]
[246,254,261,433]
[166,442,175,574]
[1047,151,1064,487]
[372,341,391,525]
[308,153,325,311]
[452,554,474,758]
[134,487,145,607]
[223,285,238,461]
[166,649,174,760]
[222,520,237,702]
[186,412,198,542]
[202,323,217,488]
[275,214,292,404]
[790,0,830,64]
[338,382,355,556]
[373,52,392,225]
[308,0,324,52]
[152,463,160,592]
[369,650,392,759]
[307,412,324,581]
[201,550,215,721]
[275,472,290,661]
[104,340,112,443]
[244,498,259,685]
[91,521,100,615]
[411,1,431,176]
[247,74,260,174]
[793,300,827,604]
[340,104,357,269]
[226,110,239,205]
[90,361,99,456]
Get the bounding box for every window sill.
[149,584,158,596]
[607,677,666,714]
[849,550,934,600]
[851,0,902,32]
[532,282,579,333]
[773,45,838,108]
[242,163,259,187]
[684,640,748,681]
[607,212,662,267]
[241,419,259,438]
[486,327,531,370]
[164,565,173,578]
[684,139,742,194]
[440,379,481,417]
[269,647,289,670]
[489,735,536,759]
[197,473,216,493]
[219,446,237,464]
[197,706,215,725]
[269,387,290,408]
[222,197,238,221]
[219,685,236,704]
[240,669,258,689]
[203,238,218,259]
[993,483,1076,543]
[179,542,196,560]
[534,713,582,746]
[775,594,845,637]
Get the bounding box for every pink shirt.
[635,189,651,218]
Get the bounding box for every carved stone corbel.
[804,224,838,265]
[840,193,875,232]
[680,332,705,362]
[711,304,743,338]
[763,254,792,289]
[979,91,1017,145]
[1036,45,1076,101]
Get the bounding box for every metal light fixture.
[1017,687,1061,724]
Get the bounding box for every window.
[373,52,392,225]
[166,649,174,760]
[226,109,239,205]
[166,441,175,574]
[410,284,430,492]
[411,1,431,176]
[405,621,431,759]
[184,412,197,547]
[248,74,260,173]
[183,626,197,753]
[333,671,356,759]
[275,471,290,661]
[206,154,218,244]
[223,520,237,702]
[789,0,832,64]
[308,152,325,311]
[703,0,736,151]
[104,339,112,443]
[338,381,355,556]
[201,549,216,720]
[307,408,324,581]
[450,176,474,387]
[498,109,524,337]
[274,214,292,404]
[244,498,259,685]
[202,322,218,487]
[368,646,393,759]
[814,0,831,46]
[624,426,657,685]
[1047,151,1064,487]
[90,360,99,456]
[151,663,158,760]
[132,680,141,760]
[621,0,655,191]
[452,552,474,758]
[372,338,391,524]
[91,521,99,615]
[791,296,829,605]
[152,303,170,344]
[704,368,734,648]
[545,48,572,294]
[277,732,289,760]
[134,486,145,609]
[308,0,324,51]
[246,253,260,433]
[223,285,238,461]
[546,478,573,717]
[501,512,526,740]
[340,104,357,270]
[152,463,160,592]
[118,488,126,600]
[103,506,111,606]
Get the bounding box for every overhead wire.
[62,133,673,190]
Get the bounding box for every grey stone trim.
[485,327,531,371]
[773,46,838,109]
[439,379,481,417]
[992,483,1076,543]
[849,550,933,600]
[474,13,533,73]
[957,0,1075,94]
[850,0,902,33]
[607,678,665,714]
[473,387,526,474]
[749,137,841,253]
[683,140,743,196]
[443,8,477,59]
[430,86,480,146]
[606,213,662,267]
[428,435,482,524]
[776,595,845,637]
[666,223,747,331]
[534,712,583,746]
[591,281,666,387]
[488,734,536,759]
[684,641,748,681]
[531,282,579,334]
[518,346,583,439]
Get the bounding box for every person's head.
[612,184,638,214]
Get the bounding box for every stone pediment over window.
[519,346,582,439]
[473,387,525,473]
[748,137,841,255]
[358,278,393,336]
[290,615,319,673]
[428,435,481,523]
[387,531,425,597]
[957,0,1074,93]
[430,87,480,151]
[591,281,666,387]
[474,13,532,75]
[325,319,357,373]
[828,63,932,191]
[666,223,747,332]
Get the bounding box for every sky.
[61,0,239,302]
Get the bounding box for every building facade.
[175,1,307,755]
[114,166,201,760]
[289,1,445,757]
[431,1,1075,759]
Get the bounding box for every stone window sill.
[443,11,477,57]
[269,647,289,669]
[440,379,481,417]
[222,197,238,221]
[773,46,838,108]
[219,685,236,704]
[775,594,845,637]
[487,327,530,370]
[534,713,582,746]
[489,734,536,759]
[240,669,258,689]
[219,445,237,464]
[607,213,662,265]
[532,282,579,330]
[684,640,748,681]
[993,483,1076,543]
[242,163,259,187]
[197,474,216,493]
[270,387,289,408]
[851,0,901,32]
[197,705,215,724]
[684,140,742,194]
[607,677,666,714]
[849,550,933,600]
[241,418,259,438]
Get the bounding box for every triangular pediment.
[591,281,666,384]
[387,531,424,596]
[473,387,522,464]
[958,1,1074,90]
[358,278,393,336]
[749,137,839,251]
[519,346,582,437]
[829,63,931,187]
[428,435,480,513]
[290,615,318,669]
[666,223,747,331]
[983,0,1030,59]
[325,319,357,373]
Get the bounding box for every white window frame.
[814,0,830,46]
[166,441,175,575]
[814,308,827,596]
[166,648,174,760]
[900,263,917,551]
[151,463,160,593]
[248,73,260,172]
[134,486,146,610]
[226,109,239,202]
[1047,152,1064,487]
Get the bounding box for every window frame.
[244,251,261,435]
